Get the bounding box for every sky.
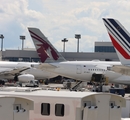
[0,0,130,52]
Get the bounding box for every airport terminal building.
[1,42,119,62]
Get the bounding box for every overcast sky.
[0,0,130,52]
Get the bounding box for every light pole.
[20,36,25,50]
[75,34,81,52]
[61,38,68,52]
[0,34,4,51]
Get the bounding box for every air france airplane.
[28,27,130,85]
[103,18,130,76]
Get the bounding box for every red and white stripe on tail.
[103,18,130,65]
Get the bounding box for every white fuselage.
[45,60,130,84]
[0,61,58,80]
[1,60,130,85]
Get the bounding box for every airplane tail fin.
[103,18,130,65]
[28,28,66,63]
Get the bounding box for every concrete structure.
[2,49,39,62]
[0,87,126,120]
[0,95,34,120]
[1,42,119,62]
[122,97,130,118]
[1,49,119,62]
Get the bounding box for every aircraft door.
[76,65,82,74]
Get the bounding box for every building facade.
[95,42,116,53]
[1,42,119,62]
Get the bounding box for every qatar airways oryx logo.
[36,43,59,62]
[29,30,59,62]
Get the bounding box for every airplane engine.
[17,74,35,83]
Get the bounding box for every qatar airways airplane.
[0,61,58,83]
[28,27,130,85]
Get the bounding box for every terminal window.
[95,46,116,52]
[55,104,64,116]
[41,103,50,115]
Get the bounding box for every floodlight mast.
[20,36,25,50]
[61,38,68,52]
[75,34,81,52]
[0,34,4,52]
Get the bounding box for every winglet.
[103,18,130,65]
[28,28,66,63]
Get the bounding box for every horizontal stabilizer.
[111,65,130,75]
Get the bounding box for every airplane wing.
[0,67,31,76]
[111,65,130,75]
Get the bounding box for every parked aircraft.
[103,18,130,76]
[28,27,130,85]
[0,61,58,83]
